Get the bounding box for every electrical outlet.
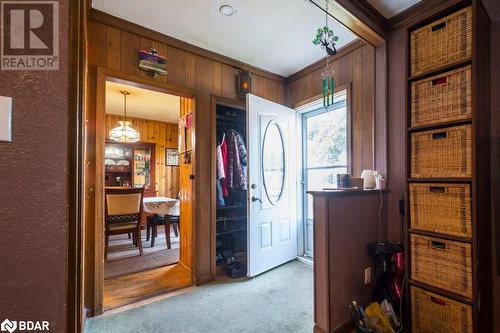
[364,267,371,284]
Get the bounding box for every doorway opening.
[88,68,196,314]
[298,87,351,258]
[103,81,181,279]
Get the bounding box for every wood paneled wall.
[104,115,179,198]
[287,41,375,177]
[85,9,380,314]
[85,12,288,308]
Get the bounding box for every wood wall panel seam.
[88,9,287,83]
[286,40,365,82]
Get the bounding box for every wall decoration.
[138,45,167,78]
[311,0,338,107]
[165,148,179,166]
[237,69,251,99]
[312,1,338,56]
[179,112,193,164]
[321,63,335,107]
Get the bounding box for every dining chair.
[105,187,144,260]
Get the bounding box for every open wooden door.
[247,94,298,277]
[179,97,195,271]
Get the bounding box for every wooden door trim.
[68,0,87,331]
[94,66,196,315]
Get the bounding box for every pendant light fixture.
[109,91,140,143]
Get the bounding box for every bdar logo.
[0,1,59,70]
[0,319,17,333]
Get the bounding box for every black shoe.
[226,261,247,278]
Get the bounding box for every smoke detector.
[219,5,236,16]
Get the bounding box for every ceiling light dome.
[109,91,140,143]
[109,121,140,143]
[219,5,235,16]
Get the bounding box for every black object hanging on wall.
[237,70,251,99]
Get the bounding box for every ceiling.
[91,0,358,77]
[106,81,180,123]
[366,0,422,18]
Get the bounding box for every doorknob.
[251,196,263,204]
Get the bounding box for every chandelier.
[109,91,140,143]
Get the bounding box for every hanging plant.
[313,26,338,56]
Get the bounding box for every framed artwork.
[165,148,179,166]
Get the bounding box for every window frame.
[300,86,352,257]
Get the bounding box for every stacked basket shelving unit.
[405,1,492,332]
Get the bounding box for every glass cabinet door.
[133,147,152,189]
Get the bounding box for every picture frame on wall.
[165,148,179,166]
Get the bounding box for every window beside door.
[302,90,350,257]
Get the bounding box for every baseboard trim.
[314,324,328,333]
[314,319,354,333]
[334,320,354,333]
[196,274,214,286]
[296,256,313,267]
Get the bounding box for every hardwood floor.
[103,263,192,311]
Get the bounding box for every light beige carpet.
[105,227,180,279]
[87,261,314,333]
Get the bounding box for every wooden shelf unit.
[405,1,491,332]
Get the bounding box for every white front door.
[247,94,297,277]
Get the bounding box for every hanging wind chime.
[312,0,338,107]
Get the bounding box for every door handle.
[251,196,263,204]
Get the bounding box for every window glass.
[306,104,347,168]
[262,121,285,205]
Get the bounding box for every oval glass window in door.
[262,120,285,205]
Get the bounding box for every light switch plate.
[0,96,12,142]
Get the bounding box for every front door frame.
[92,67,196,314]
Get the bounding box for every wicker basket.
[410,183,472,238]
[411,286,473,333]
[411,125,472,178]
[410,6,472,76]
[411,65,472,127]
[411,234,472,298]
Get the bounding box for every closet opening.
[213,99,248,278]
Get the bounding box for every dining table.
[142,196,180,216]
[142,196,180,248]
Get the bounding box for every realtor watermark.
[1,319,50,332]
[0,0,59,70]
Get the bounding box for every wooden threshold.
[103,263,192,311]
